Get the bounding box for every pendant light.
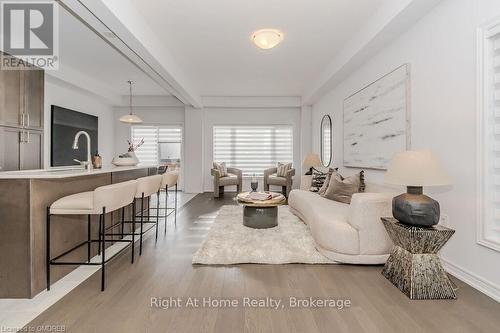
[119,80,143,124]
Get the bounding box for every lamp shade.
[303,153,321,169]
[119,114,143,123]
[119,80,143,124]
[384,150,451,187]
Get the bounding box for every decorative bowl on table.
[112,152,139,166]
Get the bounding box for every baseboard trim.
[442,258,500,303]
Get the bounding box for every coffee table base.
[243,206,278,229]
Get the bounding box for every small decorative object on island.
[251,173,258,192]
[92,151,102,169]
[385,150,451,227]
[303,153,321,175]
[112,138,144,166]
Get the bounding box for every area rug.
[192,205,335,265]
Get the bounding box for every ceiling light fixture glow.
[251,29,284,50]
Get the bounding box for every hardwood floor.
[26,193,500,333]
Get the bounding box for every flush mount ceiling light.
[251,29,284,50]
[119,81,143,124]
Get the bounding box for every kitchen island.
[0,165,157,298]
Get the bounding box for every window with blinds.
[213,126,293,177]
[478,22,500,252]
[131,126,182,166]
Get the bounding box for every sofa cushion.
[310,214,360,255]
[288,190,359,255]
[289,190,349,225]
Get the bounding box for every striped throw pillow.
[213,161,228,177]
[277,162,292,177]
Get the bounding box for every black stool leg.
[147,196,151,224]
[98,214,102,255]
[87,215,91,263]
[131,199,136,263]
[121,206,125,238]
[46,207,51,291]
[101,207,106,291]
[164,186,168,234]
[155,190,159,242]
[140,193,144,255]
[174,183,178,227]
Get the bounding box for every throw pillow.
[277,162,292,177]
[309,169,326,192]
[213,161,228,177]
[319,168,340,196]
[312,168,338,194]
[323,171,365,204]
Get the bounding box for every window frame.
[477,17,500,252]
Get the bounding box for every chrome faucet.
[72,131,93,172]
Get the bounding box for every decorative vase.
[251,180,258,192]
[92,152,102,169]
[392,186,440,227]
[112,151,139,166]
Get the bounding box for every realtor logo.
[1,0,59,69]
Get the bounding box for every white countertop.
[0,165,157,179]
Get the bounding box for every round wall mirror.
[320,115,332,167]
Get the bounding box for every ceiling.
[131,0,386,97]
[58,6,169,96]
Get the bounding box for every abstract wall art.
[343,64,411,170]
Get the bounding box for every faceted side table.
[381,217,457,300]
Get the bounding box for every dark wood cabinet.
[23,70,44,130]
[0,53,44,171]
[0,127,22,171]
[0,70,22,128]
[0,127,43,171]
[22,130,43,170]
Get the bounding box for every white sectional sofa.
[288,184,396,264]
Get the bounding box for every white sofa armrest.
[348,193,394,255]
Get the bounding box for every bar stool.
[47,180,137,291]
[132,174,163,255]
[160,170,179,232]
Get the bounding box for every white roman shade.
[131,126,183,165]
[131,126,158,165]
[478,24,500,252]
[213,125,293,177]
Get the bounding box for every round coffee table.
[236,192,286,229]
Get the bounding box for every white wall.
[202,107,302,192]
[44,76,115,168]
[311,0,500,300]
[184,106,204,193]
